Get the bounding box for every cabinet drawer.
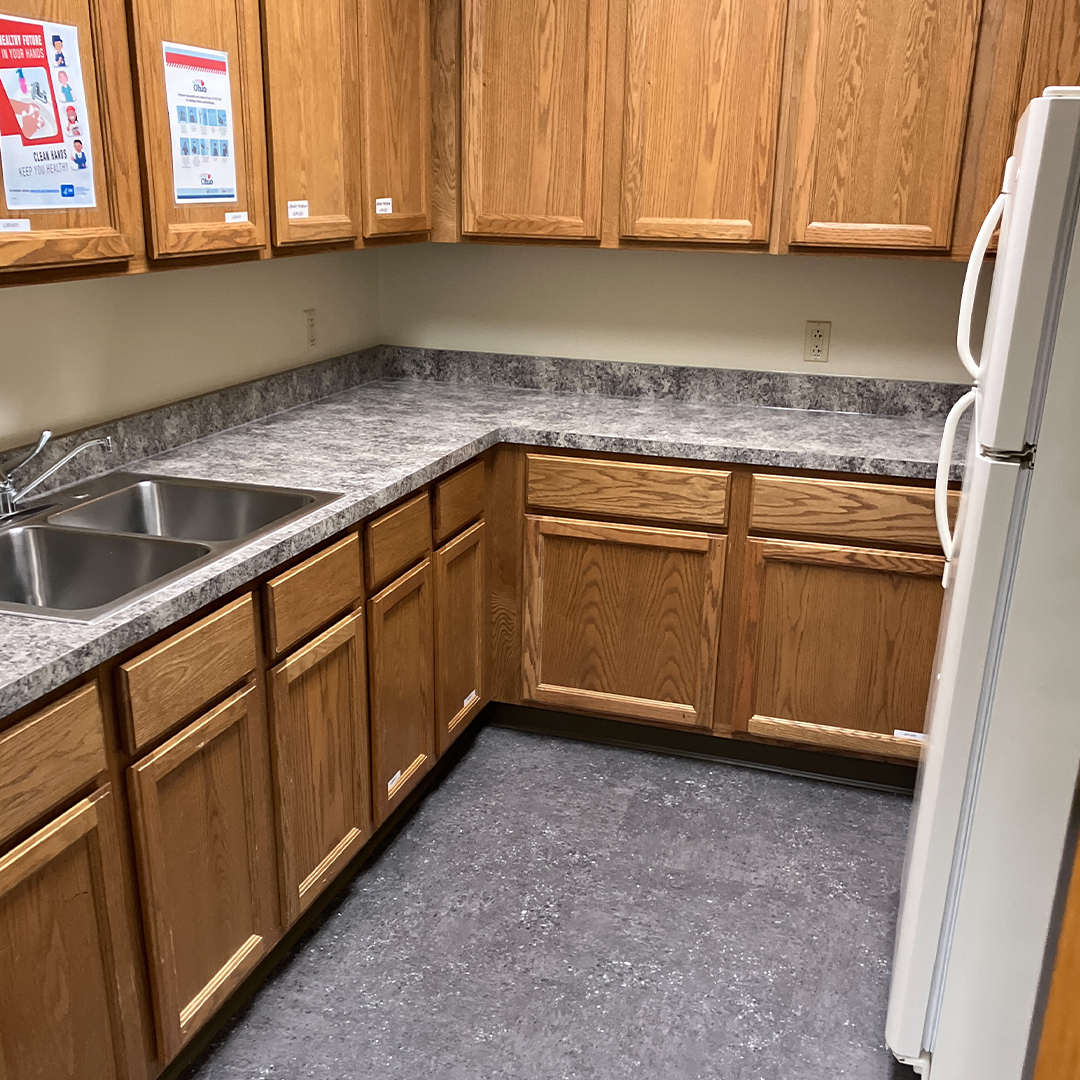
[434,460,486,545]
[0,684,106,846]
[365,492,432,591]
[119,595,257,752]
[265,533,363,657]
[750,475,958,550]
[526,454,730,527]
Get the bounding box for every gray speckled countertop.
[0,377,964,721]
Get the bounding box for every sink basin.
[48,478,317,543]
[0,526,210,619]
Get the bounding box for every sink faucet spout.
[0,432,115,519]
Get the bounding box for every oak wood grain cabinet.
[359,0,431,237]
[267,608,372,927]
[615,0,788,243]
[0,786,144,1080]
[461,0,609,238]
[128,682,276,1060]
[0,0,143,271]
[523,515,727,728]
[261,0,361,245]
[129,0,268,257]
[368,558,436,824]
[434,520,487,754]
[779,0,981,251]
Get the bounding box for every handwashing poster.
[0,13,95,210]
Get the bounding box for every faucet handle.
[1,430,52,482]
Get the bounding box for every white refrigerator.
[886,88,1080,1078]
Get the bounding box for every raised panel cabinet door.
[784,0,981,249]
[359,0,431,236]
[129,0,268,256]
[522,515,727,729]
[461,0,609,237]
[261,0,361,244]
[368,558,435,825]
[733,538,945,760]
[620,0,788,242]
[128,683,275,1061]
[434,520,487,755]
[267,609,372,928]
[0,787,142,1080]
[0,0,142,270]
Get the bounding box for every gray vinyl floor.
[182,725,918,1080]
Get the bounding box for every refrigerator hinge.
[980,444,1036,468]
[895,1051,933,1077]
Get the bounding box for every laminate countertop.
[0,377,965,721]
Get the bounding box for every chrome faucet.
[0,430,114,519]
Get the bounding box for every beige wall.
[0,249,380,448]
[378,243,971,384]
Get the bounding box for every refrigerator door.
[976,93,1080,453]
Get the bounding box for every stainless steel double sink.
[0,474,341,621]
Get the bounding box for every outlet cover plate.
[804,320,831,363]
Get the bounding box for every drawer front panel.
[433,460,485,545]
[119,594,257,751]
[750,475,957,550]
[265,533,363,657]
[527,454,730,527]
[0,684,106,846]
[365,492,432,591]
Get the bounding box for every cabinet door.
[129,0,268,257]
[128,683,275,1061]
[368,558,435,825]
[434,520,486,755]
[261,0,360,245]
[268,609,372,928]
[0,787,141,1080]
[523,515,727,728]
[733,538,944,760]
[619,0,788,243]
[0,0,141,270]
[784,0,980,250]
[359,0,431,237]
[461,0,608,238]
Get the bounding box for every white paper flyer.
[0,13,95,210]
[162,41,237,204]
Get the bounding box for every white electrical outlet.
[804,320,831,363]
[304,308,317,348]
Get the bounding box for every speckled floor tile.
[181,727,916,1080]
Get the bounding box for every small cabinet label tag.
[463,690,478,710]
[287,200,309,219]
[375,197,393,215]
[893,729,927,742]
[388,768,402,794]
[224,211,248,223]
[0,219,31,232]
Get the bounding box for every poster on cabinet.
[162,41,237,204]
[0,13,95,210]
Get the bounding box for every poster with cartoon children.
[0,14,95,209]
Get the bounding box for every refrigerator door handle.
[957,192,1007,380]
[936,389,976,575]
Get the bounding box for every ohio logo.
[200,173,213,185]
[192,79,207,92]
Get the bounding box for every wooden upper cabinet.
[618,0,788,243]
[0,0,142,270]
[261,0,361,245]
[1018,0,1080,107]
[461,0,609,238]
[129,0,268,257]
[783,0,981,250]
[359,0,431,237]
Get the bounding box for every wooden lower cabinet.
[368,559,436,825]
[434,520,487,754]
[732,538,945,760]
[0,786,141,1080]
[128,682,276,1061]
[267,609,372,927]
[522,515,727,728]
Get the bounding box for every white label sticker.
[224,210,247,223]
[375,197,392,215]
[893,729,927,742]
[388,769,402,794]
[463,689,478,710]
[287,199,308,219]
[0,218,31,232]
